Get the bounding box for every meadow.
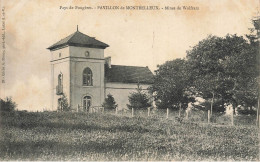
[0,111,259,161]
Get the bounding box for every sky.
[0,0,259,111]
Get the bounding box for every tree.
[150,59,195,110]
[247,16,260,44]
[186,34,259,113]
[59,94,70,111]
[247,16,260,125]
[127,84,152,110]
[102,94,118,110]
[0,97,17,112]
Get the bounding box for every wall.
[51,58,70,111]
[51,46,70,61]
[69,47,105,110]
[105,82,151,110]
[70,46,104,59]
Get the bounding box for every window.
[56,73,63,95]
[83,67,93,86]
[58,73,62,86]
[85,51,90,57]
[83,96,91,112]
[59,53,61,58]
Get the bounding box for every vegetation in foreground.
[0,111,258,161]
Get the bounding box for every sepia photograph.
[0,0,259,161]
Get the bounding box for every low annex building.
[47,29,154,111]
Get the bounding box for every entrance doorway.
[83,96,91,112]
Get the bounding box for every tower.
[47,29,109,111]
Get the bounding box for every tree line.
[105,18,260,115]
[150,19,259,114]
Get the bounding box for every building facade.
[48,29,154,111]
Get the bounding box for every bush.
[127,84,152,110]
[236,106,257,115]
[102,94,117,110]
[0,97,17,112]
[59,94,70,111]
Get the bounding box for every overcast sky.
[1,0,259,111]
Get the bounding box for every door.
[83,96,91,112]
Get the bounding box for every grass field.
[0,111,259,161]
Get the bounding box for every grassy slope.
[0,111,259,161]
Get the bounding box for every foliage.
[150,33,258,114]
[193,98,225,113]
[236,105,257,115]
[246,16,260,44]
[0,111,258,160]
[127,84,152,110]
[150,59,195,110]
[0,97,17,112]
[102,94,118,110]
[59,94,70,111]
[186,34,258,112]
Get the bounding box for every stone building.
[47,29,154,111]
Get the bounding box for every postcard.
[0,0,259,161]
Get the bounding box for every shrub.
[127,84,152,110]
[0,97,17,112]
[102,94,118,110]
[59,94,70,111]
[236,105,257,115]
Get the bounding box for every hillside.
[0,111,258,160]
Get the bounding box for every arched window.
[56,73,63,95]
[83,96,91,112]
[83,67,93,86]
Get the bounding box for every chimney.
[105,56,111,68]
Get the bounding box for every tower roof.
[47,31,109,50]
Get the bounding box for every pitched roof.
[47,31,109,50]
[105,65,154,84]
